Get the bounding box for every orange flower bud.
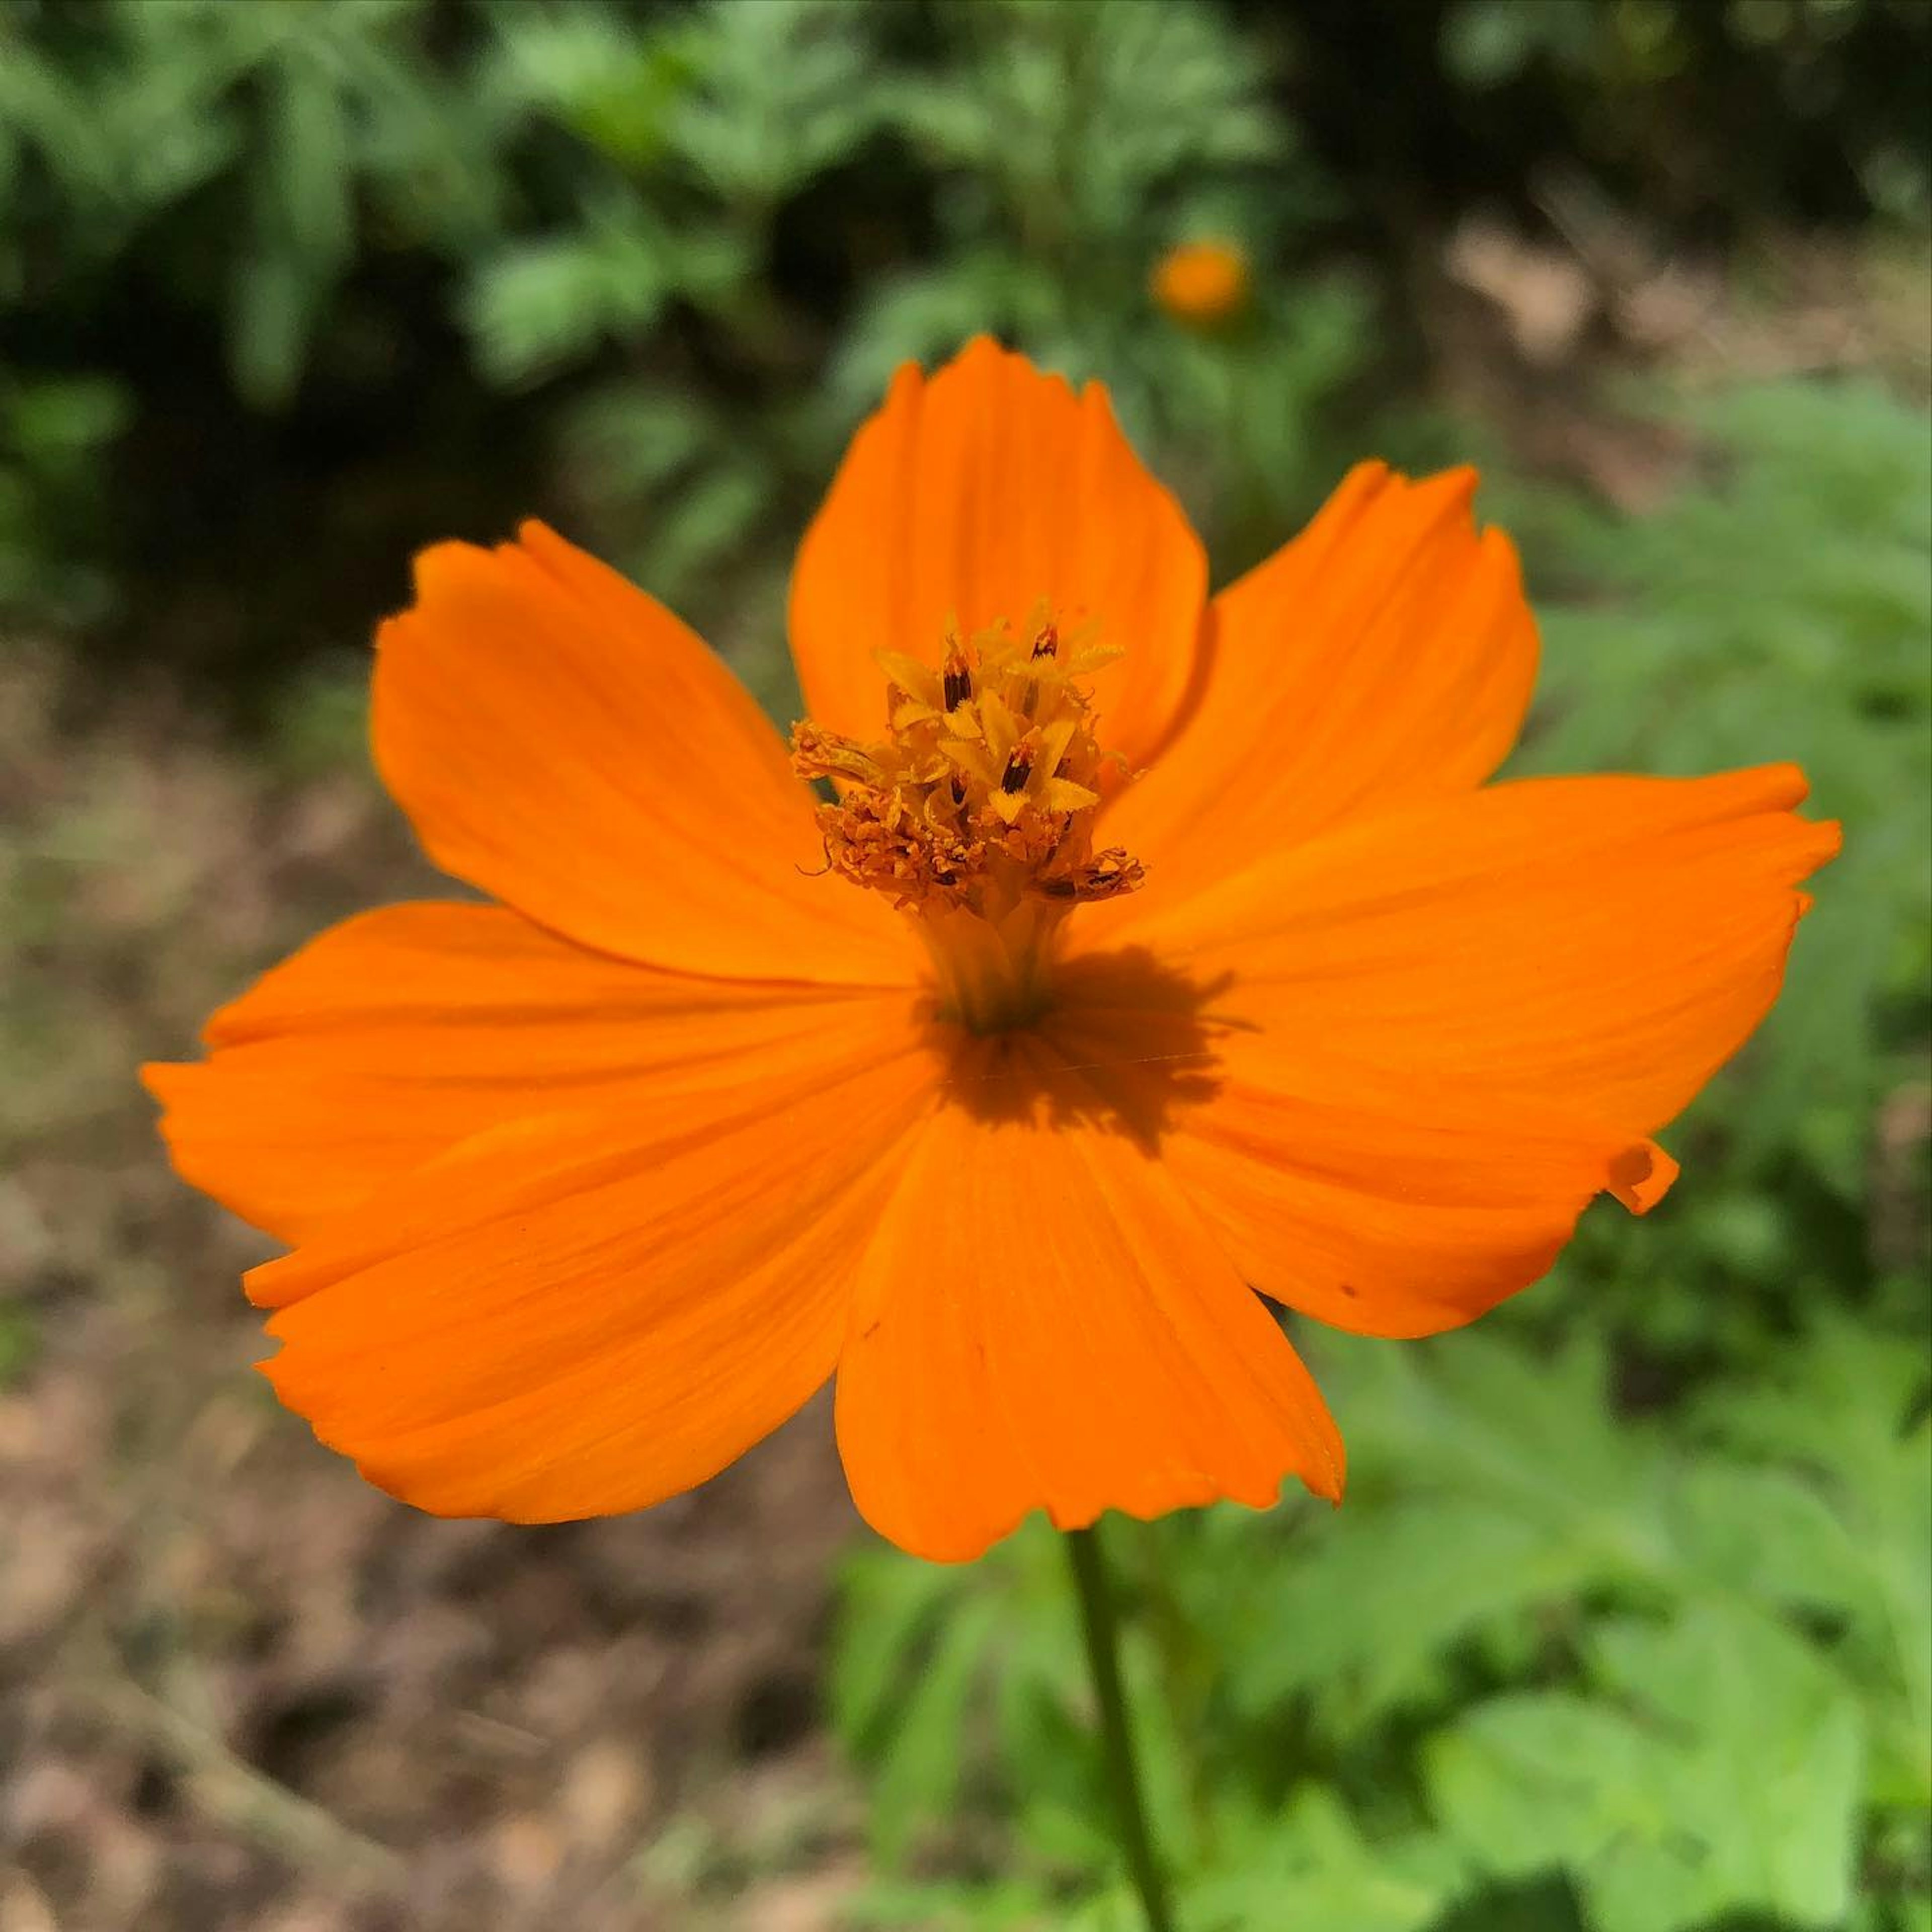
[1150,238,1250,327]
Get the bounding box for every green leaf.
[867,1592,1003,1867]
[1695,1316,1932,1811]
[1667,1458,1871,1619]
[623,458,772,606]
[463,217,671,387]
[1594,1603,1867,1927]
[227,47,355,409]
[1429,1601,1867,1932]
[1429,1695,1659,1880]
[668,0,878,206]
[828,1545,964,1753]
[228,246,315,413]
[1187,1787,1460,1932]
[1228,1501,1611,1729]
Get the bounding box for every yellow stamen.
[790,608,1144,1031]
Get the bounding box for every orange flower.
[145,340,1838,1563]
[1150,238,1250,327]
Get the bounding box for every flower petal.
[1107,462,1537,890]
[1046,972,1674,1339]
[144,901,923,1244]
[833,1034,1343,1563]
[246,1015,941,1522]
[789,338,1207,766]
[1085,767,1837,1335]
[372,521,916,983]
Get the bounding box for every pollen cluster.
[789,612,1144,922]
[790,611,1145,1032]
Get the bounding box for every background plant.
[3,0,1925,652]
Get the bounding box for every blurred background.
[1,0,1927,1927]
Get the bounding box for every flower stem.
[1064,1522,1178,1932]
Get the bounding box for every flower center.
[790,609,1144,1033]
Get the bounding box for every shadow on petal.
[920,945,1239,1153]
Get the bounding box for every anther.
[787,609,1142,928]
[941,640,973,711]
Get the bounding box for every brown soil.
[0,653,868,1932]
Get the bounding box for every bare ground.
[0,652,869,1931]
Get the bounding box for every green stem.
[1064,1523,1178,1932]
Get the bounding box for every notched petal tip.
[140,1063,204,1182]
[1747,760,1815,812]
[952,331,1006,367]
[867,1443,1348,1563]
[1311,1433,1348,1506]
[246,1256,299,1310]
[255,1351,516,1524]
[137,1059,184,1107]
[401,534,495,608]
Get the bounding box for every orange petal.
[1108,462,1537,889]
[143,901,923,1244]
[1172,1075,1687,1338]
[1046,973,1672,1339]
[1082,768,1838,1333]
[1117,764,1840,1129]
[247,1018,941,1522]
[789,338,1207,766]
[833,1034,1343,1563]
[372,521,916,984]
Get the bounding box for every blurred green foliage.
[1436,0,1932,223]
[1,0,502,407]
[1,0,1925,643]
[456,0,1361,609]
[830,380,1932,1930]
[0,0,1353,630]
